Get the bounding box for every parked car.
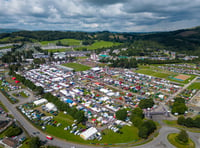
[46,135,53,140]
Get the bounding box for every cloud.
[0,0,200,32]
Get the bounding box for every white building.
[33,99,48,106]
[45,103,57,111]
[80,127,98,140]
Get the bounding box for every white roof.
[80,127,98,140]
[33,99,48,106]
[45,103,57,111]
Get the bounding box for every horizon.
[1,0,200,32]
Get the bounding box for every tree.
[138,126,149,138]
[138,99,154,109]
[171,102,187,114]
[138,120,157,139]
[116,109,127,121]
[5,126,22,137]
[177,130,188,143]
[29,137,41,148]
[194,117,200,128]
[132,117,143,127]
[185,117,194,127]
[130,108,144,120]
[177,116,185,125]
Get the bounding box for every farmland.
[47,48,70,53]
[62,63,91,71]
[40,39,82,46]
[75,40,121,50]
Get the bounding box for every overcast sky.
[0,0,200,32]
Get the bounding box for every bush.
[177,130,188,143]
[5,126,22,137]
[138,120,156,138]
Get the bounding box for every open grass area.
[20,139,30,148]
[19,91,29,98]
[75,40,121,50]
[87,41,121,50]
[47,48,68,53]
[99,126,139,144]
[167,133,195,148]
[135,69,172,78]
[135,66,195,84]
[40,39,81,46]
[188,82,200,90]
[0,46,13,50]
[62,63,91,71]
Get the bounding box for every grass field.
[135,66,196,84]
[0,46,13,50]
[167,133,195,148]
[87,41,121,50]
[188,82,200,90]
[75,40,121,50]
[40,39,81,46]
[47,48,68,53]
[136,69,172,78]
[62,63,91,71]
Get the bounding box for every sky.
[0,0,200,32]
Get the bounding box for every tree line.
[178,116,200,128]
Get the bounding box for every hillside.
[0,26,200,56]
[0,28,23,34]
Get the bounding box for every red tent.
[15,80,20,83]
[12,77,16,80]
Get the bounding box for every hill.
[0,28,23,34]
[0,26,200,56]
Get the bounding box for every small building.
[45,103,57,111]
[80,127,98,140]
[33,99,48,106]
[2,137,18,148]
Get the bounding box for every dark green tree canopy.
[116,109,128,121]
[138,99,154,109]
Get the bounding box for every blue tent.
[65,99,73,103]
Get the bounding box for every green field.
[135,66,195,84]
[76,40,121,50]
[136,69,172,78]
[62,63,91,71]
[47,48,68,53]
[87,41,121,50]
[188,82,200,90]
[167,133,195,148]
[40,39,82,46]
[0,46,13,50]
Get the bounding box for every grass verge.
[167,133,195,148]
